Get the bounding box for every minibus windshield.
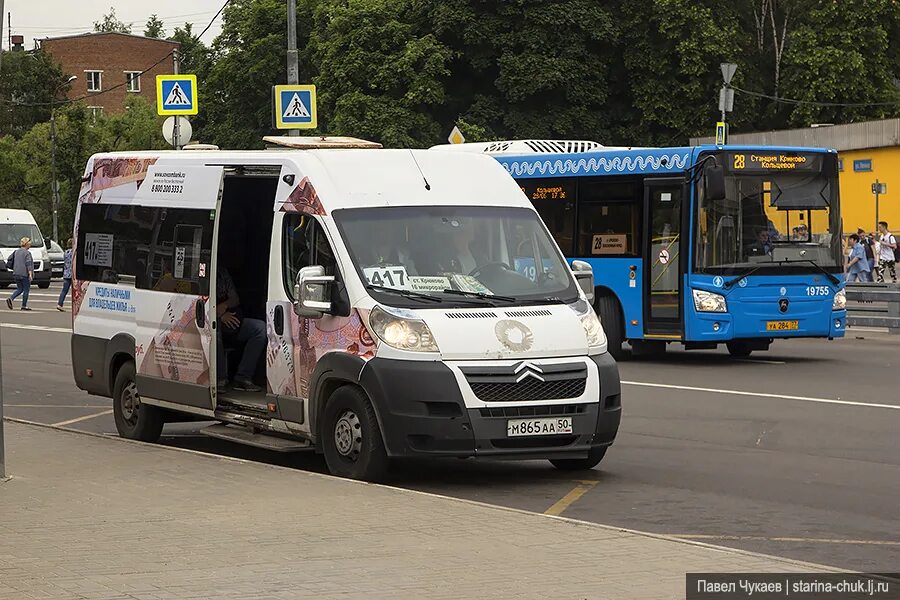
[0,224,44,248]
[334,206,579,307]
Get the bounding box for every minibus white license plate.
[507,417,573,437]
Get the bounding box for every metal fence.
[845,283,900,334]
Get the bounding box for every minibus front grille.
[469,377,586,403]
[479,404,588,418]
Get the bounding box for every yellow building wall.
[838,147,900,235]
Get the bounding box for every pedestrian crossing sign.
[156,75,198,115]
[274,85,317,129]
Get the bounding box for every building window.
[125,71,141,93]
[88,106,103,120]
[85,70,102,92]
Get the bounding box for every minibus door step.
[200,423,311,452]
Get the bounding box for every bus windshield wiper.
[366,284,441,303]
[724,266,763,289]
[780,258,840,285]
[441,289,516,303]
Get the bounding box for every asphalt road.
[2,282,898,571]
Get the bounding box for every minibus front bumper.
[358,354,621,460]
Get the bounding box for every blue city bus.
[435,141,847,358]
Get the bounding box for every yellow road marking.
[670,534,900,546]
[51,409,113,427]
[544,480,599,516]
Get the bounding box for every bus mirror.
[704,164,726,201]
[294,265,334,318]
[571,260,595,303]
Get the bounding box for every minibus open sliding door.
[133,165,224,413]
[643,178,686,338]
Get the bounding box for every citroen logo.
[779,298,790,313]
[512,361,545,382]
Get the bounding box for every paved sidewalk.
[0,422,834,600]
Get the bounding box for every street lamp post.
[50,75,77,244]
[718,63,737,145]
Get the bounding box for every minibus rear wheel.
[550,447,607,471]
[112,361,164,442]
[322,386,389,482]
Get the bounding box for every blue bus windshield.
[695,156,841,275]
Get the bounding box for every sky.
[2,0,226,49]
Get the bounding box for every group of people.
[846,221,897,283]
[4,237,74,311]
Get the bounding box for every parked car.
[0,208,52,289]
[47,239,65,278]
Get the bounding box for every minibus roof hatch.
[263,135,383,150]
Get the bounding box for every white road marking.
[51,409,113,427]
[735,358,786,365]
[1,323,71,333]
[671,534,900,546]
[622,380,900,410]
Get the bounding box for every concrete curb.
[4,416,843,572]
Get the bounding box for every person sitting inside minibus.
[216,267,266,392]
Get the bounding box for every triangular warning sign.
[283,93,311,118]
[164,82,191,106]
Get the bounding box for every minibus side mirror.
[571,260,595,303]
[294,265,334,318]
[704,164,726,202]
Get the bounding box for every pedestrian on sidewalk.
[845,234,870,283]
[56,238,73,311]
[6,236,34,311]
[875,221,897,283]
[856,228,875,282]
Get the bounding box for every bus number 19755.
[806,286,830,296]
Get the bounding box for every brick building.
[40,32,179,116]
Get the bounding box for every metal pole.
[172,49,181,149]
[50,109,59,243]
[286,0,299,137]
[875,179,880,233]
[0,0,5,75]
[0,306,6,479]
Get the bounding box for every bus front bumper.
[690,309,846,340]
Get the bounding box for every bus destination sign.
[727,152,822,173]
[520,180,575,202]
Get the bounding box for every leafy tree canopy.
[94,7,132,34]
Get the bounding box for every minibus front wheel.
[321,385,390,482]
[112,361,164,442]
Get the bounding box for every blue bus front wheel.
[596,295,626,360]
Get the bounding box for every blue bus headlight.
[693,289,727,313]
[832,289,846,310]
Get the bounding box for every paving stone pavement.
[0,422,836,599]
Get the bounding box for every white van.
[70,137,621,480]
[0,209,52,289]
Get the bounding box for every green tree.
[778,0,900,126]
[144,14,166,38]
[311,0,452,147]
[94,7,132,34]
[201,0,317,148]
[168,23,210,75]
[0,50,69,138]
[430,0,617,143]
[609,0,743,144]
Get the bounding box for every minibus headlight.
[571,299,607,351]
[832,289,846,310]
[369,305,439,353]
[693,289,727,313]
